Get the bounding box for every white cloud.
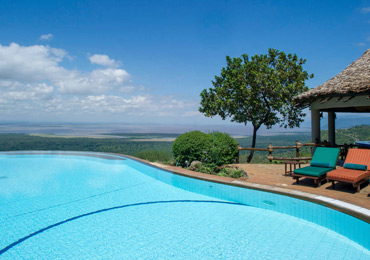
[89,54,119,67]
[0,43,130,94]
[2,93,193,118]
[119,86,135,92]
[0,43,67,82]
[361,7,370,13]
[40,33,53,41]
[0,42,197,122]
[55,68,130,94]
[0,82,54,116]
[138,85,147,91]
[0,80,16,88]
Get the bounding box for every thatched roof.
[295,49,370,105]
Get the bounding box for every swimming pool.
[0,151,369,259]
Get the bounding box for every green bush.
[207,132,238,166]
[172,131,238,167]
[135,150,173,163]
[172,131,210,167]
[217,168,243,178]
[196,164,218,175]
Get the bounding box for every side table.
[283,161,304,176]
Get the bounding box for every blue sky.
[0,0,370,132]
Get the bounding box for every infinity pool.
[0,152,369,259]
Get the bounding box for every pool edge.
[118,153,370,224]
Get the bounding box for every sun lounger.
[292,147,340,187]
[327,148,370,192]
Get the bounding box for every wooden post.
[296,140,299,157]
[296,140,302,157]
[311,109,321,153]
[328,111,336,147]
[267,143,273,162]
[236,145,240,163]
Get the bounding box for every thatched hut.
[294,49,370,146]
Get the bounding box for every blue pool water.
[0,152,369,259]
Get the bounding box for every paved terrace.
[151,162,370,211]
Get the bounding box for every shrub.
[172,131,238,167]
[196,164,218,175]
[172,131,210,167]
[217,168,243,178]
[206,132,238,166]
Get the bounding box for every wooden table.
[283,160,304,176]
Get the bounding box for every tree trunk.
[247,125,259,163]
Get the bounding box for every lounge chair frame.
[326,148,370,193]
[292,173,326,187]
[329,176,370,192]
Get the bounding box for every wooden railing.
[237,141,358,163]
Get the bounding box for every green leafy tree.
[199,49,313,162]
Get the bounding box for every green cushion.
[294,166,333,177]
[310,147,340,168]
[310,161,330,168]
[344,163,367,171]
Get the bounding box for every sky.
[0,0,370,133]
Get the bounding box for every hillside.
[321,124,370,144]
[0,133,174,156]
[0,125,368,164]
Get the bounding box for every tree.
[199,49,313,162]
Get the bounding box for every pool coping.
[120,154,370,224]
[2,151,370,224]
